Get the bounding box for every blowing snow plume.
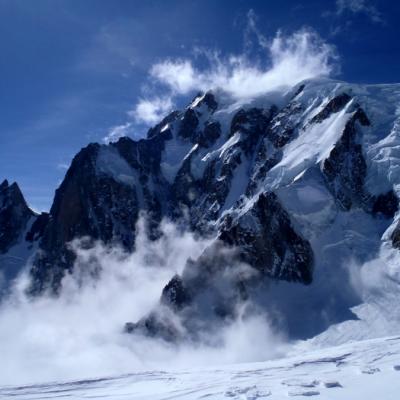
[132,28,338,125]
[151,30,336,97]
[0,219,286,385]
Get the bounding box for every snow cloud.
[148,28,337,100]
[0,219,285,385]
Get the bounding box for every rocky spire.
[0,180,34,253]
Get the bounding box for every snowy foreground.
[1,335,399,400]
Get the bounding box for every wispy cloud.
[56,163,70,171]
[149,28,337,100]
[76,21,139,76]
[109,16,339,140]
[103,122,134,143]
[243,9,269,51]
[335,0,383,23]
[130,96,174,125]
[324,0,385,36]
[103,96,174,143]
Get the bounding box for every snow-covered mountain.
[1,78,400,343]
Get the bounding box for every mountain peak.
[2,79,400,342]
[0,179,34,255]
[0,179,9,190]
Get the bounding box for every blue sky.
[0,0,399,211]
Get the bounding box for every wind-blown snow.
[148,29,337,101]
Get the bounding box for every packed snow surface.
[1,335,399,399]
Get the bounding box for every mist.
[0,219,286,386]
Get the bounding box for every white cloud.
[150,61,196,95]
[113,27,338,133]
[336,0,383,23]
[56,163,69,170]
[149,28,337,100]
[130,96,174,125]
[244,9,269,50]
[103,122,133,143]
[103,97,173,138]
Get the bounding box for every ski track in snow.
[1,336,400,400]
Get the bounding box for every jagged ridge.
[1,78,400,340]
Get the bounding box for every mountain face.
[1,78,400,339]
[0,180,33,253]
[0,180,46,291]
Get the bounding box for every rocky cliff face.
[27,86,318,295]
[0,180,34,254]
[0,180,44,291]
[2,78,400,339]
[125,81,400,340]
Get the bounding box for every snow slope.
[1,335,399,400]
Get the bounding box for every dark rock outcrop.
[161,274,192,311]
[322,108,370,211]
[322,106,399,217]
[129,191,314,341]
[25,212,49,242]
[198,121,221,148]
[391,225,400,249]
[310,93,352,124]
[372,191,398,218]
[125,310,181,342]
[0,180,34,253]
[178,108,199,141]
[147,111,180,139]
[219,192,314,284]
[29,143,141,294]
